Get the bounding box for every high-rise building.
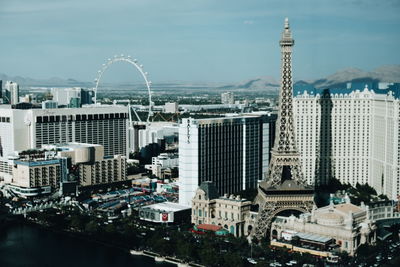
[179,114,276,206]
[0,105,128,183]
[51,87,94,107]
[293,82,400,199]
[4,81,19,105]
[135,122,179,152]
[221,92,234,104]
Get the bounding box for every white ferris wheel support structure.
[93,54,153,125]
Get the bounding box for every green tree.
[222,252,243,267]
[104,223,116,233]
[85,220,99,233]
[70,215,84,231]
[388,223,400,241]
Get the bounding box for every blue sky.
[0,0,399,83]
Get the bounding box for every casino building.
[293,82,400,199]
[8,143,127,197]
[179,113,276,206]
[270,199,377,256]
[0,105,128,184]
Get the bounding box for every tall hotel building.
[179,114,276,206]
[0,105,128,183]
[293,82,400,199]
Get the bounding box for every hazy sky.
[0,0,399,83]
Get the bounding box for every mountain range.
[1,65,399,90]
[0,73,92,88]
[220,65,400,91]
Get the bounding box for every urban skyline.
[1,2,400,266]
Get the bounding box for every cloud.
[243,20,254,25]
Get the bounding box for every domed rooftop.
[316,211,344,226]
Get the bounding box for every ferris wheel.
[93,54,153,123]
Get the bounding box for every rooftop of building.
[218,193,250,203]
[141,201,191,212]
[196,224,222,232]
[13,148,53,161]
[333,203,364,214]
[0,103,128,111]
[14,158,61,167]
[182,114,265,125]
[294,82,400,99]
[295,232,333,244]
[48,142,102,150]
[155,153,179,159]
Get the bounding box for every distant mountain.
[307,65,400,89]
[0,73,92,87]
[1,64,399,90]
[218,65,400,91]
[218,76,279,93]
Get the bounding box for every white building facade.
[136,122,179,151]
[51,87,94,106]
[293,83,400,199]
[5,81,19,105]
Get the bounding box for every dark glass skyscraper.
[179,114,276,206]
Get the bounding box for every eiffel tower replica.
[253,18,314,240]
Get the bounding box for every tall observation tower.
[253,18,314,240]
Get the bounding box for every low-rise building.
[10,152,66,197]
[270,201,377,256]
[368,200,400,221]
[146,153,178,178]
[8,143,126,197]
[139,202,191,224]
[46,143,127,187]
[191,181,252,237]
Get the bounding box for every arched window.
[272,229,278,239]
[198,209,202,217]
[230,226,235,234]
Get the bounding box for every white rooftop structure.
[142,201,190,212]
